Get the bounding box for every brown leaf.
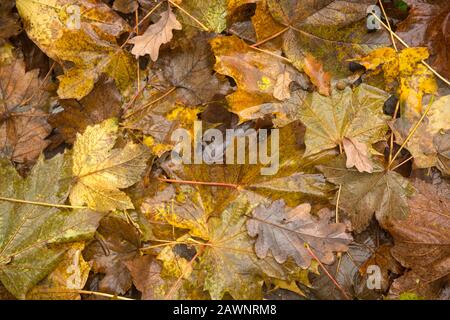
[396,0,450,79]
[49,79,122,145]
[130,6,182,61]
[303,54,331,96]
[0,59,50,164]
[113,0,139,14]
[125,255,166,300]
[247,200,352,268]
[84,216,141,295]
[343,137,373,173]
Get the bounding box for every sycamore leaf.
[0,154,103,299]
[16,0,136,100]
[247,200,352,268]
[178,0,227,33]
[354,47,438,115]
[49,79,122,145]
[27,243,90,300]
[84,216,140,295]
[385,179,450,298]
[298,84,389,158]
[343,137,373,173]
[396,0,450,79]
[129,6,182,61]
[263,0,389,76]
[390,95,450,175]
[210,35,309,122]
[70,119,151,212]
[318,155,415,232]
[0,58,51,165]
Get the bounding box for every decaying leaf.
[49,79,122,145]
[390,95,450,175]
[384,179,450,297]
[129,5,182,61]
[70,119,151,212]
[354,47,437,115]
[247,200,352,268]
[0,155,103,299]
[16,0,136,99]
[318,155,415,232]
[0,58,51,164]
[298,84,389,158]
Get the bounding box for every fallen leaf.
[354,47,438,115]
[298,84,389,158]
[0,58,51,165]
[49,79,122,145]
[129,5,182,61]
[390,95,450,175]
[113,0,139,14]
[16,0,136,99]
[303,54,331,96]
[84,216,140,295]
[273,70,292,100]
[247,200,352,268]
[396,0,450,79]
[70,118,151,212]
[177,0,227,33]
[0,0,21,43]
[343,136,373,173]
[0,154,103,299]
[318,155,415,232]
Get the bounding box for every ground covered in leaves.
[0,0,449,300]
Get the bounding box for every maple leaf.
[16,0,136,100]
[390,95,450,175]
[247,200,352,268]
[84,216,140,295]
[318,155,415,232]
[0,58,51,165]
[49,79,122,145]
[210,35,309,122]
[385,179,450,298]
[354,47,438,115]
[69,119,151,212]
[0,154,103,299]
[129,5,182,61]
[297,84,389,158]
[396,0,450,79]
[258,0,389,76]
[178,0,227,33]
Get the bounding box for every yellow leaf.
[70,118,151,212]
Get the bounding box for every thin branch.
[39,289,133,300]
[388,97,435,168]
[168,0,209,32]
[370,13,450,86]
[158,177,239,189]
[378,0,398,51]
[0,196,88,210]
[391,155,413,171]
[305,244,351,300]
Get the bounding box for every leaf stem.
[0,196,88,209]
[122,86,176,120]
[158,177,239,189]
[388,97,435,169]
[250,27,289,48]
[168,0,209,32]
[370,13,450,86]
[388,101,400,165]
[304,244,351,300]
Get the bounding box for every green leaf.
[0,154,103,299]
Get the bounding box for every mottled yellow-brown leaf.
[70,118,151,212]
[16,0,136,100]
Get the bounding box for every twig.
[168,0,209,32]
[391,155,413,171]
[158,177,239,189]
[304,244,351,300]
[370,13,450,86]
[39,289,133,300]
[378,0,397,51]
[388,97,435,168]
[0,196,88,209]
